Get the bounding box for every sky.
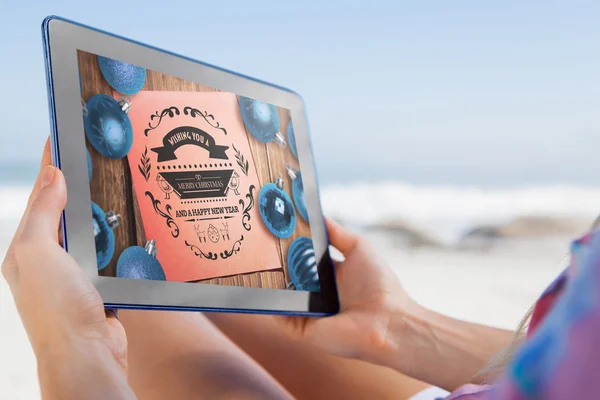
[1,1,599,186]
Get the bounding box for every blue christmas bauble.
[291,171,308,222]
[86,148,92,181]
[92,202,115,271]
[287,120,298,158]
[116,245,166,281]
[287,236,320,292]
[97,56,146,96]
[258,182,296,238]
[238,96,280,142]
[84,94,133,159]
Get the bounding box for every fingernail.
[40,165,56,189]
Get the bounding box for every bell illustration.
[286,236,320,292]
[84,94,133,159]
[97,56,146,96]
[238,96,286,147]
[258,175,296,239]
[92,201,120,271]
[285,164,308,222]
[116,239,166,281]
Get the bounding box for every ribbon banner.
[151,126,229,162]
[158,170,234,199]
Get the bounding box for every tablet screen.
[76,49,320,293]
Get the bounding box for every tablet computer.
[41,16,339,316]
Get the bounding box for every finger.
[4,138,55,285]
[27,137,53,207]
[40,137,53,170]
[325,217,360,256]
[20,166,67,242]
[14,138,54,240]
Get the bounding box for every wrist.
[368,301,455,383]
[367,302,511,391]
[364,299,435,376]
[37,333,134,400]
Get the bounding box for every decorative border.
[184,235,244,261]
[145,191,180,238]
[184,240,219,260]
[144,106,180,136]
[239,185,255,231]
[143,105,228,136]
[183,106,228,136]
[220,236,244,259]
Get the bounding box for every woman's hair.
[472,306,534,383]
[474,215,600,383]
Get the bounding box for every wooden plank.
[79,51,135,278]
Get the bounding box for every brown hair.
[472,306,534,383]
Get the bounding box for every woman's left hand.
[2,139,134,399]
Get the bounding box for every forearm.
[37,336,135,400]
[370,304,514,392]
[120,310,293,400]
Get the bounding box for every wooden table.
[78,51,311,289]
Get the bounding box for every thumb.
[325,218,360,256]
[21,165,67,242]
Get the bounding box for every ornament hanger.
[116,239,166,280]
[92,202,121,271]
[238,96,288,147]
[285,163,308,222]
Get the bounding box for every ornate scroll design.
[239,185,255,231]
[145,191,179,238]
[220,236,244,259]
[144,106,180,136]
[184,240,219,260]
[183,106,228,135]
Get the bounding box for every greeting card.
[121,91,281,282]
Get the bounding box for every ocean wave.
[4,182,600,246]
[320,182,600,243]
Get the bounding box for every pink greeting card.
[120,91,281,282]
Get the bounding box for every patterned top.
[444,229,600,399]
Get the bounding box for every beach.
[0,184,581,398]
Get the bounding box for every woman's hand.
[280,218,422,362]
[280,219,514,391]
[2,139,134,400]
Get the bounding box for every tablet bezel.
[41,16,339,316]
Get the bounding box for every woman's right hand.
[280,218,424,366]
[280,218,515,391]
